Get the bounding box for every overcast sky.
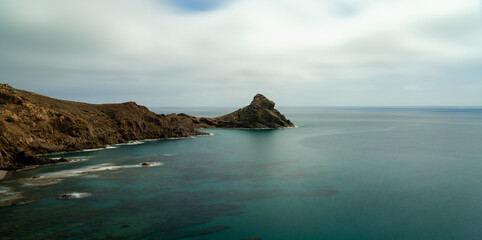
[1,0,481,107]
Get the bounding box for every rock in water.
[183,94,295,129]
[141,162,161,167]
[59,192,92,199]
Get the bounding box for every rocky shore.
[0,170,7,181]
[0,84,294,172]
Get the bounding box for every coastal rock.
[141,162,161,167]
[0,84,205,171]
[59,192,92,199]
[0,170,7,181]
[181,94,294,129]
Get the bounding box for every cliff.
[0,84,203,170]
[180,94,294,129]
[0,84,294,171]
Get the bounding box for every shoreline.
[0,132,214,180]
[1,126,296,178]
[197,126,298,130]
[1,127,299,178]
[37,132,212,157]
[0,171,7,181]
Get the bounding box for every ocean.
[1,107,482,239]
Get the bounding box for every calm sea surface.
[1,107,482,239]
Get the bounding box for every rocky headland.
[180,94,294,129]
[0,84,294,172]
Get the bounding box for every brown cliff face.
[0,84,204,170]
[182,94,295,129]
[0,85,294,171]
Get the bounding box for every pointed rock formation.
[182,94,295,129]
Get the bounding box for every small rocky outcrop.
[141,162,161,167]
[59,192,92,199]
[181,94,294,129]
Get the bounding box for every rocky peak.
[250,94,275,110]
[0,84,23,105]
[183,94,294,129]
[0,83,13,90]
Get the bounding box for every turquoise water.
[1,107,482,239]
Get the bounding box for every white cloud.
[0,0,481,106]
[403,84,423,92]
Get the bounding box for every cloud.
[403,85,423,92]
[165,0,231,12]
[0,0,481,106]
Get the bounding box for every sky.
[0,0,481,107]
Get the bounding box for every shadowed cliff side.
[180,94,294,129]
[0,84,204,171]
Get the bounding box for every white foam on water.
[43,157,88,165]
[80,174,99,179]
[82,148,105,152]
[114,140,145,146]
[60,192,92,199]
[164,136,198,140]
[82,145,118,151]
[143,138,160,142]
[141,162,163,167]
[20,162,163,187]
[41,133,214,156]
[68,158,89,163]
[0,186,11,194]
[69,156,93,159]
[199,132,215,136]
[21,178,62,187]
[0,186,23,205]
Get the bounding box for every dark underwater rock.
[59,192,92,199]
[243,237,261,240]
[141,162,161,167]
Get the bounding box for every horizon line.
[148,105,482,109]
